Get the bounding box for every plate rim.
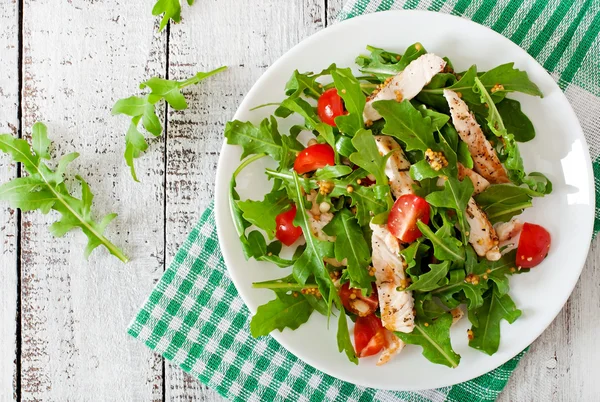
[214,9,595,390]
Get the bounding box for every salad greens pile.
[226,42,551,367]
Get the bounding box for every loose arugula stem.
[5,138,128,263]
[180,66,228,87]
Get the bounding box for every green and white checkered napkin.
[129,1,600,401]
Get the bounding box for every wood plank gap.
[161,19,172,402]
[15,0,24,398]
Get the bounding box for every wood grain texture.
[163,0,330,400]
[19,0,166,399]
[0,1,19,401]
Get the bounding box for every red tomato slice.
[275,205,303,246]
[516,222,551,268]
[317,88,345,127]
[354,314,386,357]
[339,283,379,317]
[387,194,431,243]
[293,143,335,174]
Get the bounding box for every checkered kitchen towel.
[128,1,600,401]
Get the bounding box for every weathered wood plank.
[498,241,600,401]
[163,0,328,399]
[20,0,166,400]
[0,1,19,400]
[327,0,345,24]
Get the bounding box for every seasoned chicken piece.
[364,53,446,122]
[443,89,510,184]
[306,190,335,242]
[451,307,464,325]
[495,219,523,254]
[377,330,405,366]
[458,163,490,194]
[466,198,501,261]
[374,135,414,197]
[370,223,414,333]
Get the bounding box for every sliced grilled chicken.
[458,163,490,194]
[443,89,510,184]
[364,54,446,122]
[374,135,414,197]
[370,223,414,333]
[306,190,335,242]
[495,219,523,254]
[466,198,501,261]
[377,330,405,366]
[451,307,464,325]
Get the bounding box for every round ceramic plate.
[214,10,594,391]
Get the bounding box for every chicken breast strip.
[495,219,523,254]
[374,135,414,197]
[458,163,490,194]
[377,330,405,366]
[370,223,414,333]
[364,53,446,122]
[466,198,501,261]
[443,89,510,184]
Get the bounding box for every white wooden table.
[0,1,598,400]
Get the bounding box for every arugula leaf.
[323,209,373,294]
[417,220,465,262]
[349,129,388,185]
[476,250,519,296]
[407,261,450,292]
[276,97,320,126]
[332,68,366,136]
[0,123,127,262]
[396,313,461,368]
[253,275,315,291]
[355,45,403,80]
[113,66,226,181]
[237,188,290,239]
[468,285,522,355]
[496,99,535,142]
[416,104,449,131]
[335,135,356,158]
[431,270,487,310]
[337,308,358,363]
[250,293,314,337]
[374,100,437,151]
[474,184,541,224]
[523,172,552,194]
[426,177,474,244]
[313,165,353,180]
[229,155,295,267]
[152,0,183,32]
[224,117,301,163]
[479,63,543,98]
[281,64,335,101]
[414,293,447,323]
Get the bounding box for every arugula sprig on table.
[112,66,227,181]
[152,0,194,32]
[0,123,128,262]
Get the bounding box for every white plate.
[214,10,594,391]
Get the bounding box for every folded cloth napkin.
[129,1,600,401]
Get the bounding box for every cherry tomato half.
[387,194,431,243]
[516,222,551,268]
[354,314,386,358]
[275,205,303,246]
[317,88,345,127]
[293,143,335,174]
[339,283,379,317]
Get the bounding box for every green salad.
[224,42,552,367]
